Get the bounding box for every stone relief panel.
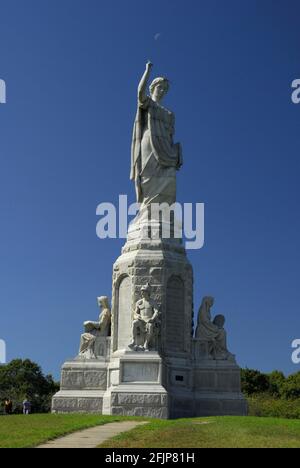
[117,276,132,350]
[122,362,159,383]
[165,276,185,354]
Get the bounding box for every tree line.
[1,359,299,414]
[0,359,59,414]
[241,368,300,399]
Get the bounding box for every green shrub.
[268,371,286,397]
[281,373,300,400]
[241,369,270,395]
[248,395,300,419]
[242,368,300,400]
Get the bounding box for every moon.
[154,33,161,41]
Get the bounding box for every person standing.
[22,398,31,415]
[4,399,13,415]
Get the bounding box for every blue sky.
[0,0,300,378]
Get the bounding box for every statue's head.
[97,296,109,309]
[141,283,151,299]
[202,296,214,308]
[150,77,169,103]
[213,314,225,329]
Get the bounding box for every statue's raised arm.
[138,61,153,106]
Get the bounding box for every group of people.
[4,398,31,415]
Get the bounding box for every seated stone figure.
[129,283,161,352]
[79,296,111,359]
[195,296,234,361]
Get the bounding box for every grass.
[2,414,300,448]
[0,414,145,448]
[99,416,300,448]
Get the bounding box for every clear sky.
[0,0,300,378]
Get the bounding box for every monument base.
[52,352,247,417]
[102,352,168,418]
[168,390,247,419]
[52,240,247,418]
[193,393,248,417]
[52,359,108,414]
[52,390,105,413]
[164,354,247,418]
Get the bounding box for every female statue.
[79,296,111,358]
[195,296,232,360]
[130,62,183,210]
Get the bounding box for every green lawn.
[2,414,300,448]
[99,416,300,449]
[0,414,144,448]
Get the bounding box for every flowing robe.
[196,300,228,358]
[130,95,182,207]
[79,308,111,357]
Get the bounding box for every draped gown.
[131,95,182,209]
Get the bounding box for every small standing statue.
[129,283,161,352]
[195,296,234,361]
[79,296,111,359]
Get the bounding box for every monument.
[52,62,247,418]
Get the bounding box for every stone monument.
[52,62,247,417]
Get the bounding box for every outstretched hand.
[146,60,153,71]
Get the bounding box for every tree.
[241,368,270,396]
[0,359,59,414]
[281,372,300,400]
[268,370,286,397]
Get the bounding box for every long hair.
[97,296,110,310]
[199,296,214,322]
[149,77,170,96]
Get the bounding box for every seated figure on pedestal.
[79,296,111,359]
[129,283,161,352]
[195,296,234,361]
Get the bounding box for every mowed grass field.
[1,414,300,448]
[0,414,143,448]
[99,416,300,449]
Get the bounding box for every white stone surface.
[122,362,159,383]
[116,276,132,350]
[129,284,161,351]
[52,62,247,419]
[131,62,182,208]
[79,297,111,359]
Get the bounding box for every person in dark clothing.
[4,399,13,415]
[23,398,31,415]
